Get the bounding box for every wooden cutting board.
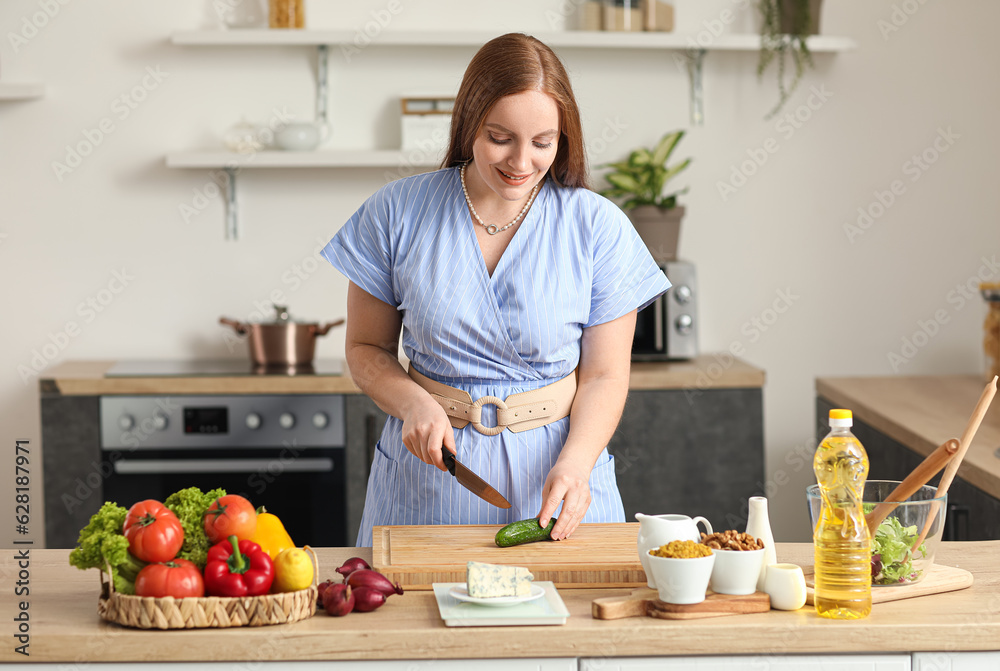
[592,588,770,620]
[371,523,645,590]
[803,563,973,605]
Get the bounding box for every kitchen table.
[1,542,998,666]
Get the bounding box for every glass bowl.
[806,480,946,586]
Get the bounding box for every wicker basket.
[97,548,318,629]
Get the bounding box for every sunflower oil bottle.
[813,408,872,619]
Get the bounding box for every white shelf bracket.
[316,44,329,127]
[224,167,239,240]
[684,48,707,127]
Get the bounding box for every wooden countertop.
[2,542,998,663]
[40,356,765,396]
[817,375,1000,500]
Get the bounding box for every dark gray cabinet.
[816,396,1000,541]
[608,388,765,531]
[41,387,763,548]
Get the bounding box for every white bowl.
[275,122,322,151]
[646,552,715,605]
[708,548,764,596]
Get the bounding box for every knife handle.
[442,450,457,476]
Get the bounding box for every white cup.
[646,552,716,605]
[763,563,807,611]
[709,548,765,596]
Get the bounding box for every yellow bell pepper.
[250,507,295,561]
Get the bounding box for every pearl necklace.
[460,163,540,235]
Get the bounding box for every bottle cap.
[829,408,853,428]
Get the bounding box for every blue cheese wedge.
[466,561,534,598]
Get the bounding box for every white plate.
[448,584,546,607]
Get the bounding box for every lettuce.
[871,514,925,584]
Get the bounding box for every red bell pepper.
[204,535,274,597]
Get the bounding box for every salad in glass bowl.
[807,480,947,586]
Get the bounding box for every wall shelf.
[0,82,45,101]
[171,29,855,52]
[169,29,856,238]
[166,149,441,169]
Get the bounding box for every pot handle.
[219,317,250,336]
[312,318,345,337]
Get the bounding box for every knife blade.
[442,451,511,509]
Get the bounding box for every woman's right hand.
[400,393,455,471]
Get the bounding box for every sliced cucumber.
[494,517,557,548]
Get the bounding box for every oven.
[99,394,347,547]
[632,260,699,361]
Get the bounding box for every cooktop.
[105,359,344,377]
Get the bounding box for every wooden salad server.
[864,437,960,535]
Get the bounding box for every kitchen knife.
[442,451,511,509]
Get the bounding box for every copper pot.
[220,304,344,368]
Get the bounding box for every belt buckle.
[470,395,507,436]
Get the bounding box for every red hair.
[441,33,589,190]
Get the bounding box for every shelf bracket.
[224,167,239,240]
[683,48,706,127]
[316,44,329,128]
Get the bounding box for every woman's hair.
[441,33,589,190]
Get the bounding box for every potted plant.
[757,0,823,119]
[599,130,691,263]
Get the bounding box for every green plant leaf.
[651,131,684,166]
[629,149,652,167]
[606,173,641,193]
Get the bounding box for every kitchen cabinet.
[581,655,912,670]
[39,357,763,549]
[815,376,1000,541]
[609,386,764,530]
[913,652,1000,671]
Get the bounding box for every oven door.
[102,447,347,547]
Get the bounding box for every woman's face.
[470,89,560,203]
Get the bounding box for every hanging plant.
[757,0,822,119]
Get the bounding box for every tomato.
[135,558,205,598]
[204,495,257,544]
[123,499,185,563]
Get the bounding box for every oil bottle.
[813,408,872,619]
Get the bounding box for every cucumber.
[494,517,557,548]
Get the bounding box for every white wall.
[2,0,998,547]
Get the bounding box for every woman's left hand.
[538,459,592,541]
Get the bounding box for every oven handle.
[114,458,334,474]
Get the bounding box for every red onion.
[316,580,338,607]
[350,585,386,612]
[335,557,372,578]
[322,584,354,617]
[345,568,404,596]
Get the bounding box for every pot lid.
[266,304,314,325]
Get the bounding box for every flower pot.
[779,0,823,36]
[626,205,684,263]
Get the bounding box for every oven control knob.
[245,413,262,430]
[118,415,134,431]
[673,284,693,305]
[675,314,694,335]
[152,415,168,431]
[279,412,296,429]
[312,412,329,429]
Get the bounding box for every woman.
[322,33,671,547]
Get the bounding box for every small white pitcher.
[636,513,713,589]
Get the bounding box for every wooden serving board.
[803,563,973,605]
[592,588,770,620]
[371,523,645,590]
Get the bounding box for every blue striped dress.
[322,166,670,547]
